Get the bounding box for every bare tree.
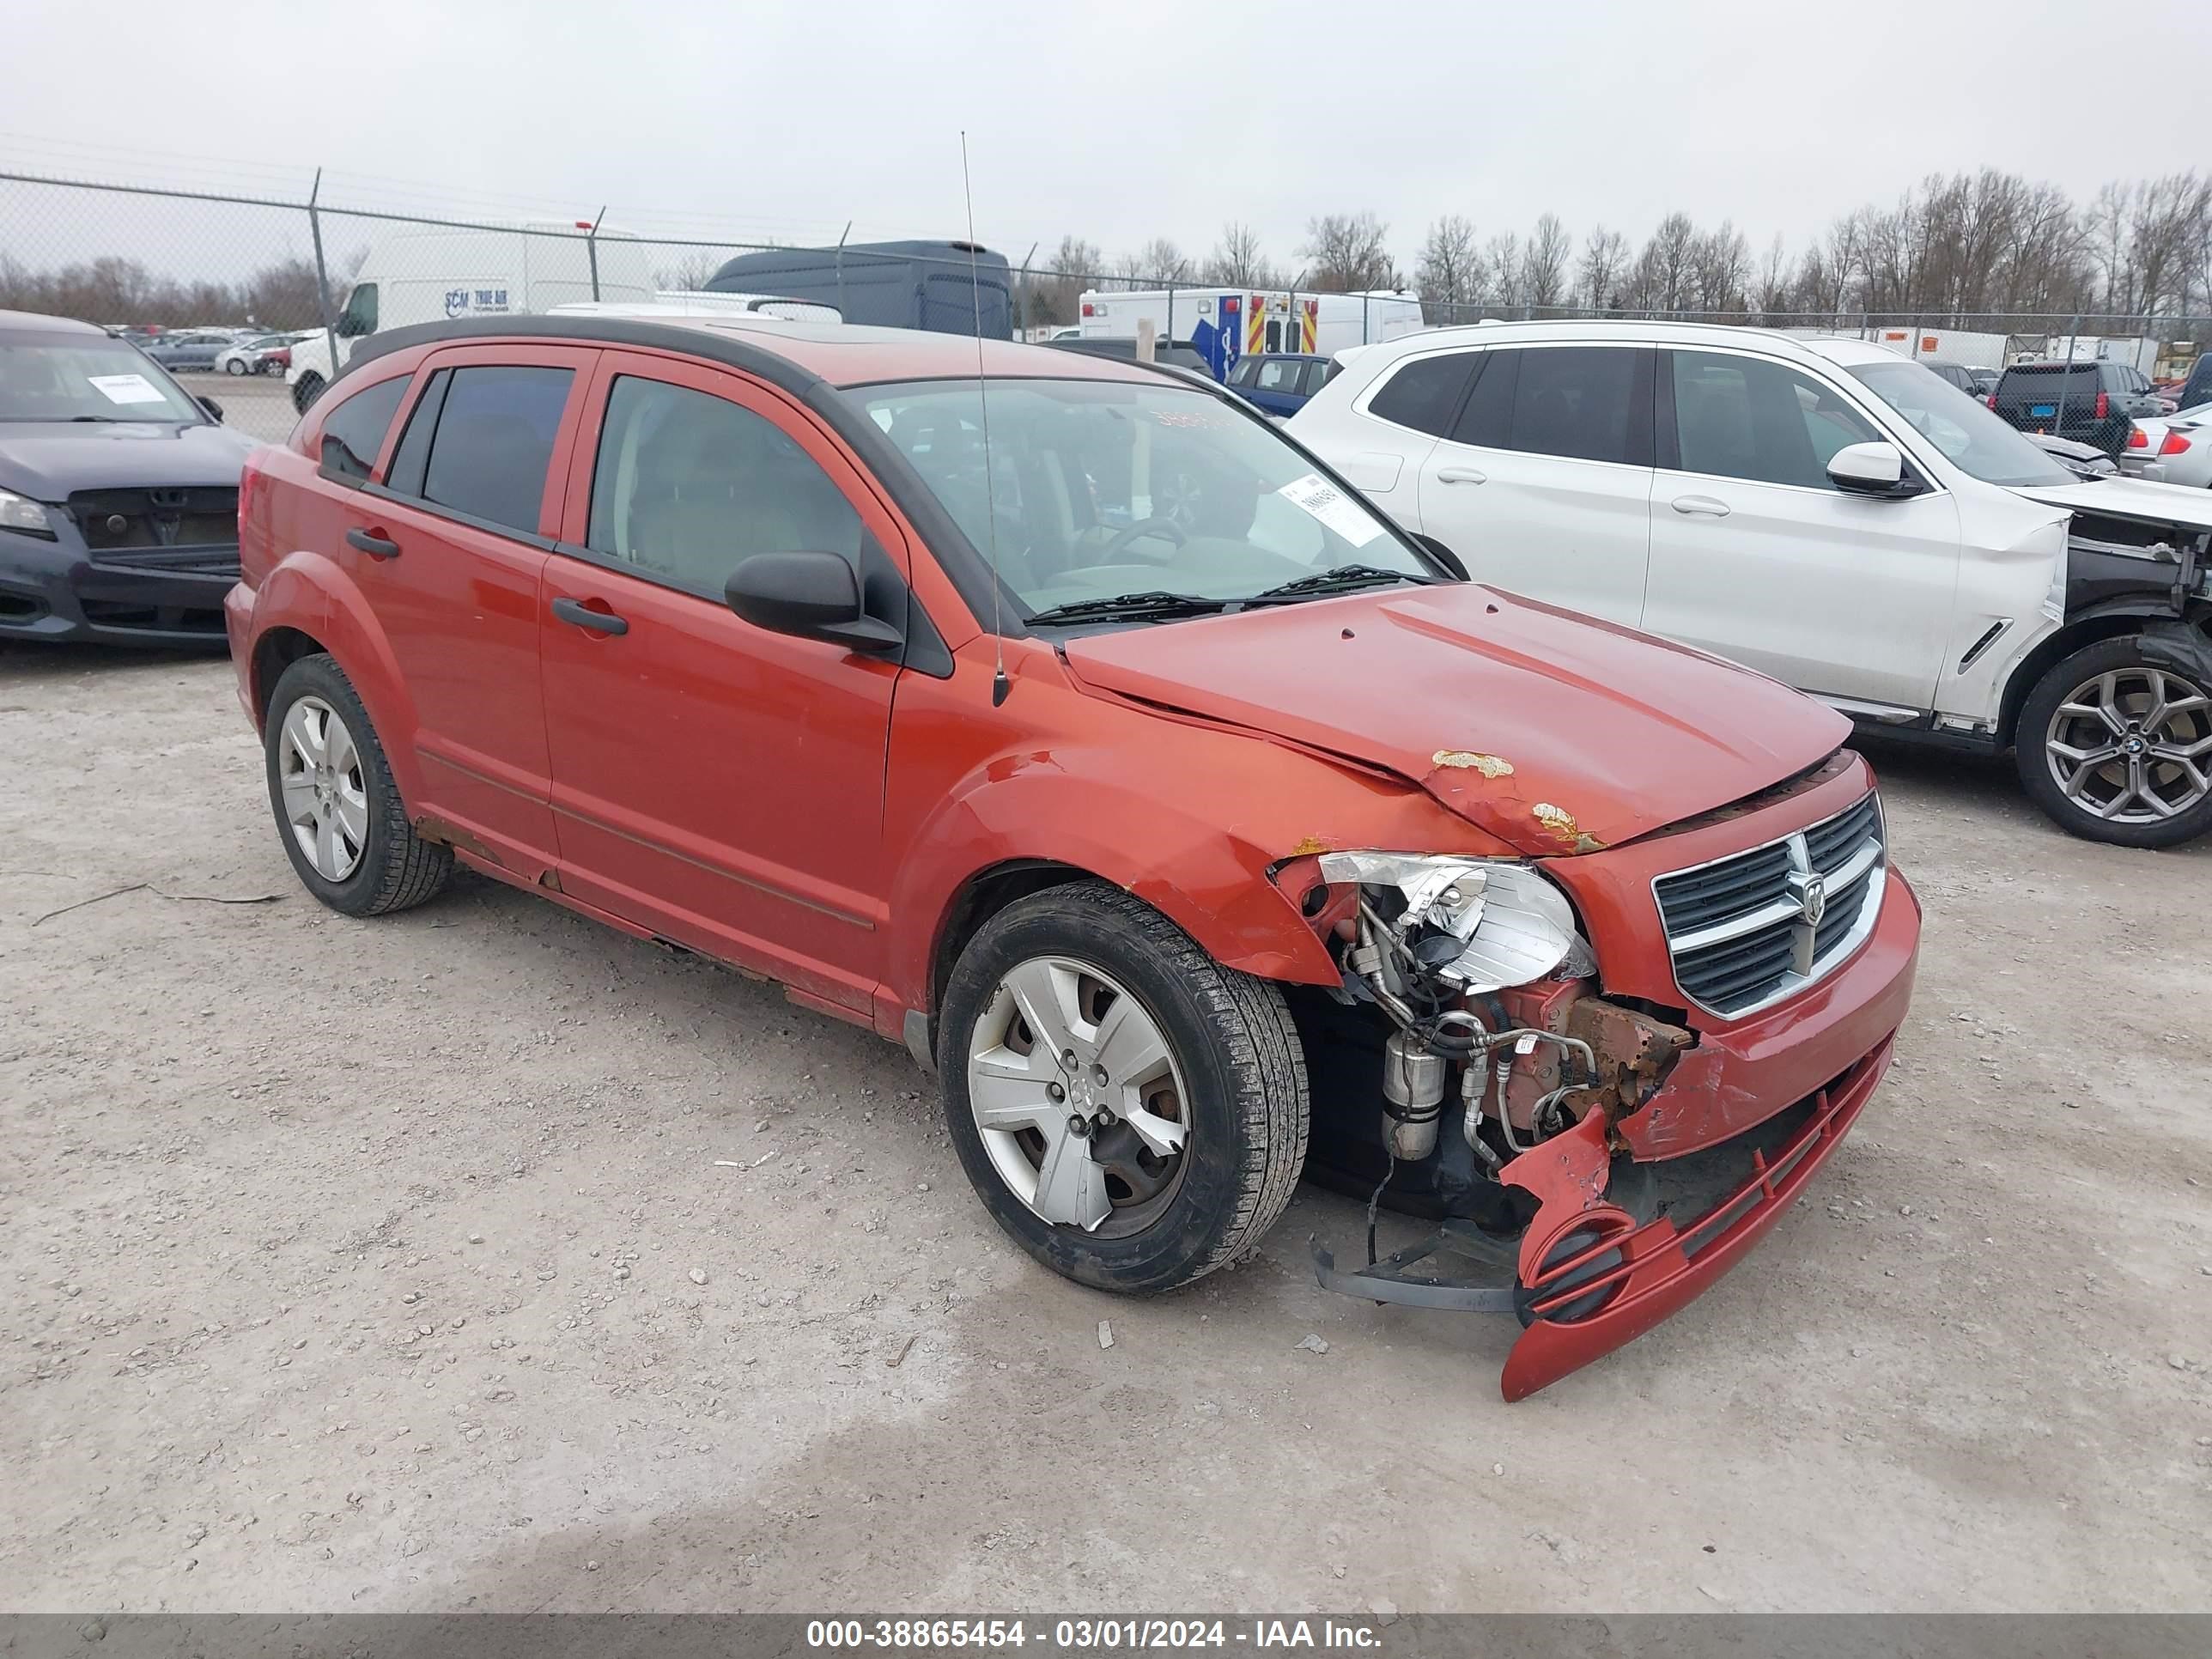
[654,248,726,291]
[1300,212,1395,292]
[1203,222,1279,288]
[1133,237,1194,284]
[1576,226,1628,312]
[1522,214,1571,310]
[1413,215,1482,323]
[1753,234,1792,320]
[1025,234,1101,325]
[1481,232,1522,309]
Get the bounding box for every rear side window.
[1229,357,1261,387]
[1255,359,1303,392]
[316,375,409,483]
[419,366,574,536]
[1366,352,1476,436]
[1483,346,1644,465]
[1304,361,1336,394]
[585,374,863,600]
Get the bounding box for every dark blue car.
[1225,352,1335,417]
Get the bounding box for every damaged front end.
[1290,842,1893,1400]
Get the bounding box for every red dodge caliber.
[228,316,1919,1398]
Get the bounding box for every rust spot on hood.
[1431,749,1515,778]
[1532,802,1606,854]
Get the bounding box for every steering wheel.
[1099,517,1188,561]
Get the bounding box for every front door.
[1640,346,1963,713]
[1414,343,1656,627]
[538,351,905,1013]
[328,347,594,875]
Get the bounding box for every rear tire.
[938,881,1309,1294]
[264,653,452,916]
[2014,635,2212,848]
[223,357,248,375]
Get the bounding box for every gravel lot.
[3,642,2209,1614]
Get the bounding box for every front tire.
[224,357,248,375]
[938,882,1309,1294]
[264,653,452,915]
[2015,635,2212,848]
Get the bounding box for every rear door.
[337,343,596,874]
[536,350,907,1012]
[1641,345,1962,713]
[1414,343,1656,626]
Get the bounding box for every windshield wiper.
[1025,590,1231,626]
[69,414,130,422]
[1238,565,1420,605]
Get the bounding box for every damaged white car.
[1291,324,2212,847]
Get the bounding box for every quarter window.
[417,365,574,536]
[316,374,410,483]
[1669,351,1880,489]
[1365,352,1476,437]
[586,375,863,599]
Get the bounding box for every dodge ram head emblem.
[1799,874,1827,929]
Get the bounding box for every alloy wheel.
[2045,666,2212,824]
[965,956,1189,1237]
[277,696,369,880]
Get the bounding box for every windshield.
[858,378,1433,618]
[1846,359,2071,487]
[0,331,205,423]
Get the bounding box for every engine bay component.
[1380,1030,1446,1160]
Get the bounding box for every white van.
[1291,320,2212,847]
[286,221,654,410]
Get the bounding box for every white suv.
[1291,321,2212,847]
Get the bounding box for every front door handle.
[550,596,629,635]
[1435,466,1488,485]
[345,526,401,559]
[1671,495,1732,518]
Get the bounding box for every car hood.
[2013,475,2212,538]
[1059,583,1849,855]
[0,422,260,500]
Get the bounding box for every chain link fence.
[5,166,2209,450]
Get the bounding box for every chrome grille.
[1652,792,1887,1018]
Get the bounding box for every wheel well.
[252,626,326,723]
[1998,610,2211,747]
[927,860,1097,1017]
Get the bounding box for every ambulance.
[1076,287,1424,380]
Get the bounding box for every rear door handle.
[345,526,400,559]
[1671,495,1731,518]
[550,596,629,635]
[1435,466,1487,485]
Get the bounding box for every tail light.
[2128,428,2149,448]
[2161,429,2193,456]
[1985,394,1997,409]
[1081,302,1094,317]
[2094,391,2110,419]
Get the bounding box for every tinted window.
[384,368,450,497]
[1501,347,1641,465]
[1229,358,1261,387]
[420,366,573,535]
[586,375,862,599]
[1303,361,1336,395]
[317,374,409,483]
[1366,352,1475,436]
[1669,351,1880,488]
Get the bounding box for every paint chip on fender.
[1432,750,1515,777]
[1532,802,1605,854]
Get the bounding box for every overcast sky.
[8,0,2207,275]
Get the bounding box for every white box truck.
[286,221,655,410]
[1077,287,1423,380]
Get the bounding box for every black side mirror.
[198,396,224,422]
[725,550,902,656]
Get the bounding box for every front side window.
[418,365,573,535]
[1847,358,2072,487]
[0,329,205,424]
[586,376,863,599]
[858,378,1433,619]
[317,374,410,483]
[339,283,379,337]
[1670,350,1880,489]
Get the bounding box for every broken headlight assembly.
[1316,851,1602,1165]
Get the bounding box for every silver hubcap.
[2045,667,2212,825]
[966,957,1188,1237]
[278,696,369,880]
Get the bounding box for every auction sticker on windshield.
[87,374,168,405]
[1278,472,1383,546]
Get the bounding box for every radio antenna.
[960,131,1010,708]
